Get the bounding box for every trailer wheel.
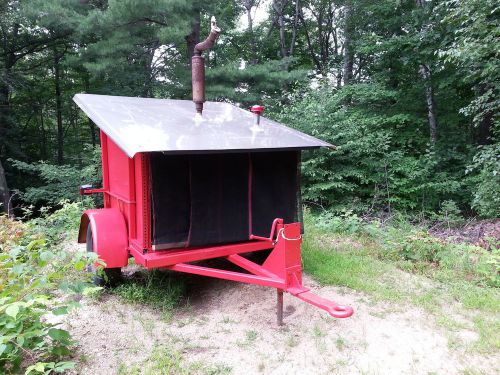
[86,226,122,287]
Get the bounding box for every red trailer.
[74,18,353,323]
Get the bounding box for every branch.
[298,11,321,72]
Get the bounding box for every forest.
[0,0,498,218]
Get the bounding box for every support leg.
[277,289,284,326]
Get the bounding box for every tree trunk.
[289,0,300,56]
[54,49,64,164]
[415,0,438,147]
[299,9,322,72]
[476,84,494,145]
[0,82,11,158]
[342,3,354,85]
[419,64,438,146]
[142,42,159,98]
[40,106,47,159]
[242,0,258,64]
[0,158,10,215]
[273,0,288,58]
[83,73,97,146]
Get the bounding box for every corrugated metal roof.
[73,94,332,157]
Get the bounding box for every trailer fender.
[77,209,128,268]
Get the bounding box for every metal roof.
[73,94,332,157]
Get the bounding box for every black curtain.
[150,151,301,249]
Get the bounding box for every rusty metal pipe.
[192,16,220,115]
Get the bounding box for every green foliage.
[276,84,464,214]
[207,58,307,106]
[466,143,500,217]
[113,269,185,313]
[314,209,363,235]
[440,0,500,130]
[0,204,97,373]
[434,200,463,229]
[28,200,89,243]
[306,211,500,288]
[9,147,101,206]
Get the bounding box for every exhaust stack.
[192,16,221,115]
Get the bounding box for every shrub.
[0,204,97,374]
[433,200,464,229]
[314,209,363,235]
[466,143,500,218]
[9,146,102,207]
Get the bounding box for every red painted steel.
[77,208,128,268]
[79,187,105,195]
[250,105,264,114]
[168,263,286,289]
[249,218,283,241]
[78,130,354,320]
[130,240,273,268]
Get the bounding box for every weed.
[472,315,500,353]
[122,344,232,375]
[237,330,259,347]
[204,363,232,374]
[221,316,237,324]
[112,269,184,315]
[312,325,326,338]
[286,334,299,348]
[143,345,185,375]
[161,309,174,323]
[117,362,140,375]
[335,336,347,351]
[133,314,155,334]
[77,354,89,365]
[461,368,487,375]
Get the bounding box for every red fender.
[77,209,128,268]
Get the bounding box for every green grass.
[112,269,185,313]
[118,343,232,375]
[302,212,500,353]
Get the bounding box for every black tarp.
[150,151,301,249]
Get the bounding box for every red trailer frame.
[78,129,353,324]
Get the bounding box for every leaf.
[25,362,46,374]
[54,361,75,373]
[52,306,68,316]
[0,343,7,356]
[5,304,20,319]
[47,328,70,342]
[74,260,86,271]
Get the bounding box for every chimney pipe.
[192,16,220,115]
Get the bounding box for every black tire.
[86,225,122,287]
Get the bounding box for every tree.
[415,0,438,146]
[441,0,499,145]
[0,159,9,214]
[0,0,76,211]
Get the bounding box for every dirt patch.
[429,219,500,249]
[65,252,498,374]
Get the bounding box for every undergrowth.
[0,202,97,374]
[112,269,185,319]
